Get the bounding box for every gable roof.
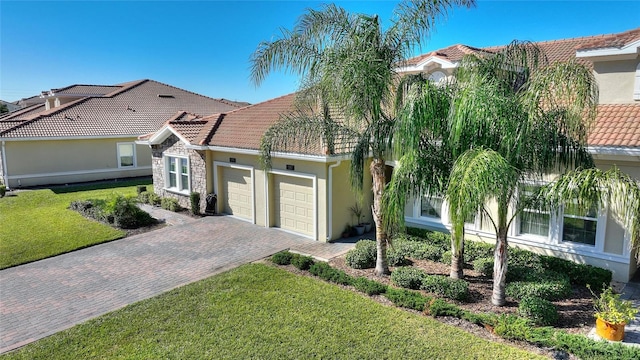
[0,79,245,139]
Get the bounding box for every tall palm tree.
[386,41,639,306]
[251,0,475,276]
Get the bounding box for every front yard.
[0,179,153,269]
[1,264,545,359]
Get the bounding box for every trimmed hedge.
[271,251,294,265]
[540,255,612,288]
[384,288,430,311]
[518,296,558,326]
[190,192,201,216]
[506,272,572,301]
[352,277,387,296]
[345,240,376,269]
[70,195,155,229]
[308,261,353,285]
[290,254,314,270]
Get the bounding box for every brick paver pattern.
[0,215,354,353]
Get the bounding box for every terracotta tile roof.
[208,93,299,150]
[0,79,243,139]
[589,104,640,147]
[53,85,123,96]
[407,28,640,71]
[404,44,490,66]
[577,27,640,51]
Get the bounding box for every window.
[165,156,190,193]
[518,185,550,237]
[117,143,136,168]
[562,203,598,246]
[421,195,443,219]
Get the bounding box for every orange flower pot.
[595,317,626,342]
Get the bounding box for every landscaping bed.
[328,256,595,335]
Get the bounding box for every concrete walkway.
[0,210,355,354]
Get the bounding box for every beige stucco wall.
[593,58,639,104]
[3,138,152,188]
[328,159,374,240]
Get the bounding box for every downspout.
[326,160,342,241]
[1,141,8,189]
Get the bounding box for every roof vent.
[158,94,175,98]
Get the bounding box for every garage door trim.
[267,169,317,240]
[213,161,255,224]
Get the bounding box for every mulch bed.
[264,254,604,359]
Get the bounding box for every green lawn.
[2,264,545,359]
[0,179,152,269]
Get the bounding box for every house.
[141,28,639,281]
[0,79,244,188]
[137,93,372,241]
[399,27,640,282]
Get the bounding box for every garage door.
[221,167,252,220]
[273,175,314,237]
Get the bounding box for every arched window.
[428,71,446,85]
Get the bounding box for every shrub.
[440,250,452,265]
[421,274,469,301]
[190,192,201,216]
[352,277,387,295]
[509,248,543,271]
[427,298,464,317]
[345,240,376,269]
[473,256,494,277]
[493,314,533,341]
[290,254,314,270]
[0,185,6,197]
[540,255,612,287]
[384,287,430,311]
[390,266,428,290]
[137,191,151,204]
[147,192,161,206]
[71,195,154,229]
[161,197,181,212]
[506,272,572,301]
[387,247,411,266]
[136,185,147,194]
[308,262,353,285]
[409,243,443,261]
[518,296,558,326]
[271,251,293,265]
[464,241,494,262]
[506,265,537,282]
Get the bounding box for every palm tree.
[251,0,475,276]
[386,41,639,306]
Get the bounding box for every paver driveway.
[0,215,354,353]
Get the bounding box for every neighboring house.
[141,28,639,281]
[399,27,640,281]
[137,93,372,242]
[0,79,244,188]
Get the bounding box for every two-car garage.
[215,161,316,239]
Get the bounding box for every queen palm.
[251,0,475,276]
[386,42,640,305]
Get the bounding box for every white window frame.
[515,182,552,241]
[559,202,604,249]
[164,154,190,194]
[117,142,136,168]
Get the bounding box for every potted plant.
[349,203,365,235]
[589,285,638,341]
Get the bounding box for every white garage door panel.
[274,175,314,237]
[221,167,252,220]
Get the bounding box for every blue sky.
[1,1,639,104]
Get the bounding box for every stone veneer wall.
[151,134,208,212]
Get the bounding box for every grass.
[2,264,545,359]
[0,179,152,269]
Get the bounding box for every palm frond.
[538,167,640,253]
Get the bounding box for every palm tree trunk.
[491,226,509,306]
[450,235,464,279]
[371,158,390,276]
